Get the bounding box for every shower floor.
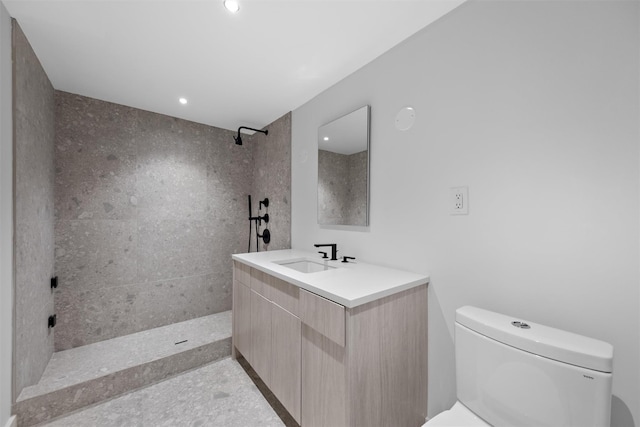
[15,311,232,426]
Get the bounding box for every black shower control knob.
[48,314,57,328]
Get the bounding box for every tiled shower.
[12,19,291,421]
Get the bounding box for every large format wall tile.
[54,220,138,290]
[54,284,139,350]
[13,21,56,397]
[135,111,209,221]
[14,299,54,398]
[248,112,291,251]
[13,21,54,131]
[134,274,230,331]
[54,93,281,350]
[136,218,211,281]
[55,92,138,221]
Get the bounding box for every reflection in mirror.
[317,105,370,226]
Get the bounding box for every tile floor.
[39,358,286,427]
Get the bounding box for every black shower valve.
[48,314,57,328]
[258,229,271,244]
[50,276,58,289]
[259,198,269,210]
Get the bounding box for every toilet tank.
[455,306,613,427]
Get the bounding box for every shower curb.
[14,337,231,427]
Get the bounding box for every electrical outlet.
[450,186,469,215]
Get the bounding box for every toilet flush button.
[511,321,531,329]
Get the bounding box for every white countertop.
[232,249,429,308]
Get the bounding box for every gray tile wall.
[346,150,367,226]
[318,149,367,226]
[13,21,56,397]
[248,112,291,251]
[53,92,270,350]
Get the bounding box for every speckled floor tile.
[39,358,285,427]
[19,311,231,400]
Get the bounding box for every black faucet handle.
[341,256,356,263]
[318,251,328,259]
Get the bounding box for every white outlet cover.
[450,186,469,215]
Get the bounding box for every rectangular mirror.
[317,105,370,226]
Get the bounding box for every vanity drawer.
[300,289,345,346]
[269,275,299,317]
[250,268,269,297]
[234,261,251,286]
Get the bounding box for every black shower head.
[234,126,268,145]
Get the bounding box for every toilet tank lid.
[456,306,613,373]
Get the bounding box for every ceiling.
[3,0,465,132]
[319,105,368,155]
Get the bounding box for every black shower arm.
[237,126,268,136]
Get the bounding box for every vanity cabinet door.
[271,304,301,423]
[250,290,272,387]
[301,323,347,427]
[232,280,251,362]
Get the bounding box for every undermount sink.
[274,258,337,274]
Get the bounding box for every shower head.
[234,126,268,145]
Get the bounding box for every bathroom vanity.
[232,249,429,427]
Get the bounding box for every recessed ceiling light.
[179,97,188,105]
[224,0,240,13]
[323,136,329,141]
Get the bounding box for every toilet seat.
[422,402,490,426]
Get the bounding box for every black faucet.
[314,243,338,261]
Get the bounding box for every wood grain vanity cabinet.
[232,260,428,427]
[233,262,302,422]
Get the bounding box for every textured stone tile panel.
[15,220,54,312]
[14,300,54,402]
[249,112,291,251]
[13,23,55,129]
[207,128,253,207]
[134,274,227,331]
[13,21,56,396]
[136,218,211,281]
[55,92,138,221]
[135,110,210,220]
[54,285,139,350]
[55,220,137,290]
[15,118,55,225]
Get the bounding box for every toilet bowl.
[423,402,488,426]
[423,306,613,427]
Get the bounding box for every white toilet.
[425,306,614,427]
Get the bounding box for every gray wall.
[292,1,639,426]
[13,21,56,399]
[248,112,291,252]
[54,92,292,350]
[0,3,14,424]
